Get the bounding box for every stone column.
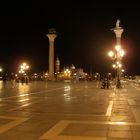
[112,19,124,88]
[113,19,124,45]
[46,28,57,80]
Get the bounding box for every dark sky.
[0,1,140,75]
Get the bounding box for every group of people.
[2,72,30,88]
[2,73,16,88]
[100,74,111,89]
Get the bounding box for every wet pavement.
[0,80,140,139]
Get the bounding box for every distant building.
[55,57,60,73]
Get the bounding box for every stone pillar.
[46,28,57,80]
[112,19,124,88]
[113,19,124,45]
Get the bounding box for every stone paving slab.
[109,125,130,131]
[110,115,135,122]
[108,131,132,139]
[40,120,140,140]
[0,116,29,134]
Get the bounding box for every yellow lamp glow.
[115,45,121,51]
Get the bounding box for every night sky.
[0,1,140,75]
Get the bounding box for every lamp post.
[108,45,125,88]
[18,62,30,83]
[115,45,122,89]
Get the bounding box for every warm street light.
[20,63,29,70]
[19,62,30,75]
[112,64,116,68]
[118,64,122,68]
[120,50,125,57]
[115,45,121,51]
[19,69,25,74]
[108,51,114,57]
[64,69,71,79]
[108,45,124,88]
[121,69,125,72]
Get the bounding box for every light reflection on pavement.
[0,81,139,139]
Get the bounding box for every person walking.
[2,74,7,88]
[10,72,16,88]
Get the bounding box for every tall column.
[46,28,57,80]
[112,19,124,88]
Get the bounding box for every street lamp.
[0,68,2,72]
[20,63,29,70]
[19,62,30,75]
[121,69,125,73]
[64,69,71,79]
[108,44,125,88]
[0,67,3,78]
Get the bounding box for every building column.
[46,28,57,80]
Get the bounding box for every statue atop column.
[116,19,120,28]
[48,28,57,34]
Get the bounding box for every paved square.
[0,116,29,134]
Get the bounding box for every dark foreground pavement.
[0,80,140,140]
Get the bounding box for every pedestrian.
[101,78,106,89]
[25,76,29,84]
[10,72,16,88]
[101,74,110,89]
[2,74,7,88]
[106,77,110,88]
